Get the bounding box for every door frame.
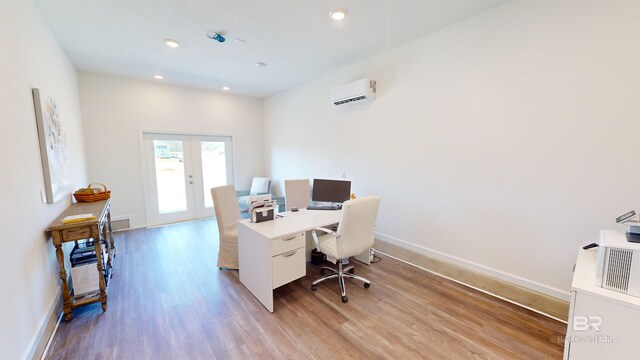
[139,129,236,227]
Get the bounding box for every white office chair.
[284,179,311,211]
[310,196,380,303]
[211,184,241,269]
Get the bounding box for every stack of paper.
[61,213,96,224]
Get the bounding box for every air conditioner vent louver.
[604,248,633,293]
[333,95,367,106]
[331,79,376,106]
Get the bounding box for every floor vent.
[111,217,131,232]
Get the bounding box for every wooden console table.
[46,199,115,321]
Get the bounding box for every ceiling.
[35,0,507,98]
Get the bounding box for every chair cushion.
[250,177,270,195]
[318,233,339,260]
[237,196,251,211]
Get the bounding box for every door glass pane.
[153,140,187,213]
[201,141,228,208]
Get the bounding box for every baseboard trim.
[21,288,62,360]
[373,233,570,321]
[114,224,146,232]
[374,232,569,301]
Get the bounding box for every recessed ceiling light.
[164,39,180,48]
[254,62,267,68]
[154,75,163,80]
[222,86,230,91]
[330,8,347,21]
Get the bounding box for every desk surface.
[238,208,341,239]
[46,199,111,232]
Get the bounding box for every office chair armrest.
[311,227,340,251]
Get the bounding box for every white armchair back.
[249,177,270,195]
[284,179,311,211]
[335,196,380,258]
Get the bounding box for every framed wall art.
[33,88,71,204]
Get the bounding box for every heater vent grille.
[604,248,633,293]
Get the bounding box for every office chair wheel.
[320,268,327,275]
[311,284,317,291]
[364,283,370,289]
[348,268,355,274]
[342,296,348,303]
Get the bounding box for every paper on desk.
[61,213,96,224]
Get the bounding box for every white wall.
[78,73,264,227]
[0,2,88,359]
[264,1,640,299]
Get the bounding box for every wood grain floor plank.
[45,219,565,359]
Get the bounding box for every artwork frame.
[33,88,71,204]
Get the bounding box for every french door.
[143,132,233,226]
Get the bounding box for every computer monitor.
[311,179,351,204]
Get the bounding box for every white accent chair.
[310,196,380,303]
[284,179,311,211]
[211,184,241,269]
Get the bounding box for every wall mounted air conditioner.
[331,78,376,106]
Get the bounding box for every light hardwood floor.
[46,219,566,359]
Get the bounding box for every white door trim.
[139,129,235,227]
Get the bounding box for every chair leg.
[311,273,338,289]
[343,272,371,287]
[311,260,371,303]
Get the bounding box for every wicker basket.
[73,183,111,202]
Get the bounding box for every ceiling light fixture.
[154,75,163,80]
[164,39,180,48]
[330,8,347,21]
[222,86,230,91]
[254,62,267,68]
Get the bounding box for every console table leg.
[102,224,112,269]
[94,239,108,312]
[107,209,116,255]
[54,243,72,321]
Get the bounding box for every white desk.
[238,209,342,312]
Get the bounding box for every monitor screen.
[312,179,351,203]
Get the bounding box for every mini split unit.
[331,78,376,106]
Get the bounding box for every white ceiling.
[35,0,507,98]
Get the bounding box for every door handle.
[282,249,297,257]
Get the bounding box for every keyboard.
[306,205,340,211]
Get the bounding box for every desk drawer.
[62,227,92,241]
[272,247,305,289]
[271,232,304,256]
